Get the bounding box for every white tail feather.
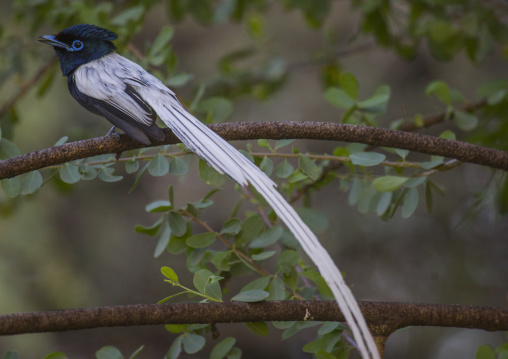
[154,102,379,359]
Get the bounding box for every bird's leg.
[105,126,122,159]
[106,125,121,142]
[106,125,117,136]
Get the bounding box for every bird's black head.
[38,24,118,76]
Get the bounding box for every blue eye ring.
[72,40,84,51]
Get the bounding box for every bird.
[38,24,378,359]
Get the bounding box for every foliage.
[1,0,507,358]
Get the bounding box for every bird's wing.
[106,53,379,359]
[71,57,165,144]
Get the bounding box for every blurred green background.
[1,1,507,358]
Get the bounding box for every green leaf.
[210,337,236,359]
[166,336,183,359]
[148,154,170,177]
[496,343,508,359]
[275,160,294,179]
[394,149,409,159]
[454,111,478,131]
[487,89,506,105]
[357,85,390,113]
[272,321,295,330]
[43,352,67,359]
[20,170,42,195]
[318,322,341,335]
[2,352,19,359]
[60,163,81,184]
[267,276,285,300]
[244,322,269,337]
[376,191,392,216]
[257,139,271,149]
[98,167,123,182]
[161,266,179,282]
[404,177,426,188]
[0,139,21,159]
[186,232,216,248]
[135,217,162,236]
[198,97,233,123]
[259,157,274,176]
[420,158,444,169]
[350,152,386,166]
[154,223,171,257]
[1,177,20,198]
[150,26,174,56]
[439,130,456,140]
[128,345,144,359]
[324,87,355,109]
[220,218,242,235]
[426,80,452,105]
[79,164,97,180]
[296,208,328,232]
[303,339,322,353]
[231,290,269,302]
[241,276,271,291]
[315,350,337,359]
[54,136,68,146]
[95,346,123,359]
[274,139,295,150]
[111,5,145,25]
[402,187,419,218]
[182,334,206,354]
[339,72,359,100]
[249,226,283,248]
[277,250,300,274]
[211,250,232,271]
[167,73,194,87]
[301,270,333,298]
[193,268,215,294]
[205,276,223,301]
[476,345,495,359]
[236,215,264,244]
[226,347,241,359]
[168,212,187,237]
[298,155,321,180]
[169,156,190,176]
[251,251,276,261]
[199,159,226,186]
[373,176,409,192]
[145,200,172,213]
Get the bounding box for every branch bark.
[1,301,506,337]
[0,121,507,180]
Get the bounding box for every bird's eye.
[72,40,84,51]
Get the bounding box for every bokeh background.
[1,1,507,358]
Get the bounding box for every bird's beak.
[38,35,71,50]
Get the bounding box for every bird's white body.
[74,52,379,359]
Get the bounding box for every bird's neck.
[57,47,116,77]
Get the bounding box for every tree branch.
[1,301,506,337]
[0,121,507,180]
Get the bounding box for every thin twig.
[0,57,57,117]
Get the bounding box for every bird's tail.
[156,103,379,359]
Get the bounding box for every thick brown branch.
[0,301,506,337]
[0,122,507,180]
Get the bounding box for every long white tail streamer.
[152,104,379,359]
[84,53,380,358]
